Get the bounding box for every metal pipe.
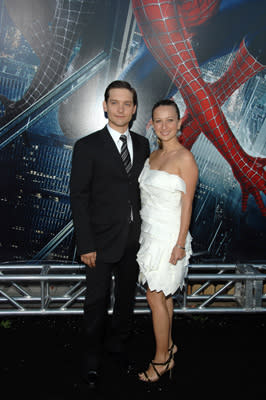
[0,307,265,316]
[0,273,265,281]
[199,281,234,308]
[0,289,24,310]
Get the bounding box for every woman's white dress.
[137,159,192,296]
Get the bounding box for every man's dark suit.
[70,125,150,371]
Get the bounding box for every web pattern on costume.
[3,0,96,121]
[132,0,266,215]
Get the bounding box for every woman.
[137,99,198,383]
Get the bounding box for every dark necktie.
[120,135,132,175]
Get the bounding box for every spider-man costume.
[0,0,97,124]
[132,0,266,216]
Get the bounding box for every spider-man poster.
[0,0,265,263]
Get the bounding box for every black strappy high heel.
[168,343,178,359]
[138,353,174,383]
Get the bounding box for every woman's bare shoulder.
[149,149,160,161]
[176,147,198,173]
[176,146,195,162]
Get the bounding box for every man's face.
[103,88,136,133]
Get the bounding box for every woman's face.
[152,105,181,144]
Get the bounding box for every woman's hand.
[169,245,185,265]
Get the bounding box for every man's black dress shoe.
[84,370,99,389]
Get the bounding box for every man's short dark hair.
[104,80,138,107]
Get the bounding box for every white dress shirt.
[107,124,133,163]
[107,124,134,221]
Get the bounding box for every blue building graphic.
[0,0,265,263]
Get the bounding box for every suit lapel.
[100,126,127,173]
[130,131,143,177]
[100,126,144,178]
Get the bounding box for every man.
[70,80,150,388]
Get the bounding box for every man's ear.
[103,101,108,118]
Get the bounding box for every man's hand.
[81,252,97,268]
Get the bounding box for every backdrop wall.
[0,0,265,263]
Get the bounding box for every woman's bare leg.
[139,288,174,381]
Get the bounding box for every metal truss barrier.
[0,263,265,315]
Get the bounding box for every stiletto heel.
[169,366,173,380]
[168,343,178,359]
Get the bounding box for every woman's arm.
[177,150,198,247]
[169,150,198,264]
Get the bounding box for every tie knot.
[120,135,127,143]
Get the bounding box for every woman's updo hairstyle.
[152,99,180,121]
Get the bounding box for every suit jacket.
[70,125,150,262]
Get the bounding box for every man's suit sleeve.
[70,139,95,255]
[143,135,151,158]
[147,138,151,157]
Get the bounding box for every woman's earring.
[157,137,162,148]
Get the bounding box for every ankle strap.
[152,354,172,367]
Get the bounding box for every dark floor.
[1,313,266,399]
